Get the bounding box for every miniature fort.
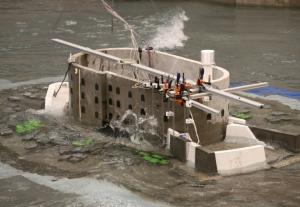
[45,38,269,175]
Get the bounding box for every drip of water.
[148,10,189,50]
[109,110,158,145]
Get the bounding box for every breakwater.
[210,0,300,7]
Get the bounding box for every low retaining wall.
[169,129,266,175]
[250,126,300,152]
[214,145,266,175]
[195,147,217,173]
[208,0,300,7]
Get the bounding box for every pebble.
[59,146,72,155]
[0,128,13,136]
[271,111,289,116]
[24,141,38,150]
[68,153,87,162]
[36,133,50,145]
[265,116,293,123]
[7,96,21,102]
[23,92,37,99]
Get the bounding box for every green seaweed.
[16,119,42,135]
[158,159,169,165]
[138,151,169,165]
[72,138,94,147]
[233,112,253,120]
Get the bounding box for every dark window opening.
[70,88,73,94]
[81,92,85,99]
[164,115,168,122]
[95,97,99,104]
[140,108,146,116]
[109,113,113,119]
[95,112,99,118]
[108,85,112,91]
[95,83,99,91]
[116,87,120,94]
[141,94,145,102]
[81,78,85,86]
[128,91,132,98]
[221,109,225,117]
[108,98,113,105]
[81,106,85,113]
[128,104,132,110]
[116,100,121,108]
[207,113,212,120]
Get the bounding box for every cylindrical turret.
[201,50,215,82]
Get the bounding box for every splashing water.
[109,110,158,145]
[148,10,189,50]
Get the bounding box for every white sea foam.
[109,110,158,145]
[65,20,77,26]
[148,10,189,50]
[0,162,170,207]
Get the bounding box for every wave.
[147,9,189,50]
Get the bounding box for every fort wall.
[68,48,230,145]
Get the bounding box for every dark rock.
[23,92,33,98]
[13,106,22,112]
[35,133,50,145]
[59,146,72,155]
[265,116,293,123]
[49,131,69,146]
[0,128,13,136]
[68,153,87,162]
[7,114,22,128]
[22,130,40,141]
[71,147,90,153]
[7,96,21,102]
[24,141,38,149]
[271,111,289,116]
[58,154,72,161]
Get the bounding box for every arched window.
[81,106,85,113]
[108,85,112,92]
[81,78,85,86]
[116,100,121,108]
[128,91,132,98]
[116,87,120,94]
[128,104,132,110]
[140,108,146,116]
[108,98,113,105]
[221,109,225,117]
[95,97,99,104]
[207,113,212,120]
[95,83,99,91]
[81,92,85,99]
[141,94,145,102]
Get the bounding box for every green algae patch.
[138,151,169,165]
[16,119,42,135]
[72,138,94,147]
[233,112,253,120]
